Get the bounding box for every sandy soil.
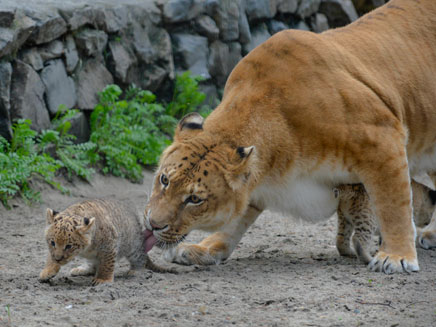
[1,171,435,327]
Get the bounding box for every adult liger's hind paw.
[164,244,222,266]
[368,251,419,274]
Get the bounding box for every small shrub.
[89,85,176,182]
[0,120,64,207]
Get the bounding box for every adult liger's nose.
[149,219,168,231]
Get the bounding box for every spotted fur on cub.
[334,181,436,264]
[39,199,175,285]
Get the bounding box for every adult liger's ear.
[46,208,58,225]
[224,146,256,191]
[76,217,95,234]
[174,112,204,142]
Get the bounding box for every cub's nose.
[149,219,168,231]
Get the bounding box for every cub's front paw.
[164,244,220,266]
[39,267,59,282]
[368,251,419,274]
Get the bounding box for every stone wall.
[0,0,384,141]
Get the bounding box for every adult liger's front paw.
[164,244,221,266]
[368,251,419,274]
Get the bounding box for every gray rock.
[27,10,67,45]
[39,40,64,61]
[142,65,168,93]
[108,40,137,83]
[20,47,44,71]
[208,40,230,86]
[242,23,271,55]
[311,13,329,33]
[0,28,14,58]
[75,59,113,110]
[208,0,239,42]
[198,83,219,108]
[319,0,358,28]
[297,0,321,18]
[268,20,289,35]
[148,27,174,80]
[228,41,242,73]
[295,20,310,31]
[0,62,12,139]
[59,6,95,31]
[68,111,90,144]
[10,60,50,132]
[40,59,76,115]
[131,23,154,64]
[94,6,129,33]
[172,33,210,79]
[0,15,36,58]
[162,0,205,23]
[75,28,108,57]
[0,8,15,28]
[245,0,277,21]
[237,0,251,44]
[64,35,79,73]
[195,15,219,41]
[277,0,298,13]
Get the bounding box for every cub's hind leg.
[351,208,378,264]
[70,260,96,276]
[336,207,355,257]
[354,134,418,274]
[92,249,116,285]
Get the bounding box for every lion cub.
[39,198,173,285]
[334,181,436,264]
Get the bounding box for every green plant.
[38,106,96,181]
[89,85,176,181]
[0,120,64,207]
[166,71,212,118]
[0,72,213,206]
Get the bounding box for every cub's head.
[44,208,95,265]
[144,113,257,248]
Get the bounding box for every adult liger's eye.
[160,174,169,186]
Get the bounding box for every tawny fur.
[39,199,174,285]
[145,0,436,273]
[417,210,436,250]
[334,181,436,264]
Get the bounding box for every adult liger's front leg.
[358,140,418,274]
[166,205,263,265]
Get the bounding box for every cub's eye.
[51,240,55,247]
[160,174,169,187]
[186,195,203,205]
[65,244,72,250]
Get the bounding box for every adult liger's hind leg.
[356,138,418,274]
[165,205,263,265]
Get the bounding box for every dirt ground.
[1,171,435,327]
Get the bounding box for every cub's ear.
[76,217,95,234]
[224,146,256,191]
[174,112,204,142]
[46,208,58,225]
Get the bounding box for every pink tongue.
[144,229,157,253]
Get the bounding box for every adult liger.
[144,0,436,274]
